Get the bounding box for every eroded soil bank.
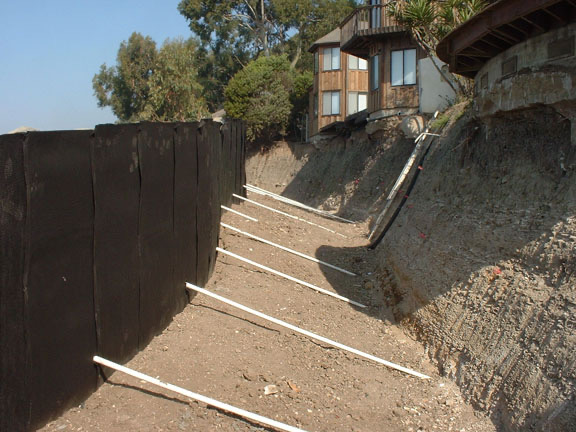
[246,105,576,431]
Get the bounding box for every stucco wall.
[474,23,576,144]
[418,57,456,114]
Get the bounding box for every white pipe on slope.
[185,284,431,380]
[221,222,357,276]
[93,356,308,432]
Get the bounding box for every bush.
[225,55,294,143]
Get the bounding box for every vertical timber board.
[234,121,244,196]
[220,121,232,206]
[211,122,222,280]
[92,124,141,363]
[239,121,247,195]
[0,134,28,432]
[23,131,97,429]
[196,121,221,287]
[137,123,176,348]
[228,121,238,200]
[174,123,199,301]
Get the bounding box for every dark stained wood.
[437,0,576,76]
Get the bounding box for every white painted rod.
[93,356,307,432]
[216,247,366,308]
[244,184,356,224]
[221,205,258,222]
[221,222,357,277]
[232,194,347,239]
[186,284,430,380]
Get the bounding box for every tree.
[389,0,487,96]
[93,33,157,122]
[146,38,208,121]
[177,0,282,58]
[273,0,359,70]
[224,55,294,142]
[93,33,208,122]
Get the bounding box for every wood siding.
[367,34,425,114]
[309,45,370,137]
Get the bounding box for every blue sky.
[0,0,193,134]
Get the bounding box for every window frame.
[347,91,368,115]
[322,90,341,116]
[322,47,341,72]
[370,54,380,91]
[348,54,368,71]
[391,48,417,87]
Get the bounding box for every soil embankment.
[247,106,576,431]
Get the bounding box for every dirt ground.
[40,192,495,432]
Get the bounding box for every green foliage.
[147,38,208,121]
[179,0,360,109]
[224,55,294,142]
[93,33,208,122]
[93,33,157,122]
[430,113,450,130]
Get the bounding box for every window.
[548,36,574,59]
[349,55,368,70]
[322,91,340,115]
[322,47,340,71]
[391,48,416,86]
[314,51,319,74]
[370,0,381,28]
[501,56,517,77]
[370,54,379,90]
[313,93,318,116]
[348,92,368,115]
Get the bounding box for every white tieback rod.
[216,247,366,308]
[185,284,430,380]
[232,194,347,239]
[244,184,356,224]
[93,356,307,432]
[221,205,258,222]
[221,222,357,277]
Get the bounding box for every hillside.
[247,104,576,431]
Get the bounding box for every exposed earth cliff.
[247,104,576,431]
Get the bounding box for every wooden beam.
[542,6,566,22]
[492,27,523,43]
[521,15,547,31]
[478,34,510,51]
[489,28,520,45]
[506,21,531,36]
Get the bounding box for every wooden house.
[308,28,369,137]
[308,1,455,139]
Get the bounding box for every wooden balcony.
[340,4,405,59]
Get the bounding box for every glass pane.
[358,93,368,111]
[391,50,403,86]
[332,91,340,115]
[359,58,368,70]
[404,49,417,85]
[322,92,331,115]
[348,92,358,115]
[349,55,358,70]
[332,48,340,70]
[314,51,319,73]
[323,48,331,71]
[370,55,379,90]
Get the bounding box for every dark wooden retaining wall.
[0,120,245,431]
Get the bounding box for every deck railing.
[341,4,404,50]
